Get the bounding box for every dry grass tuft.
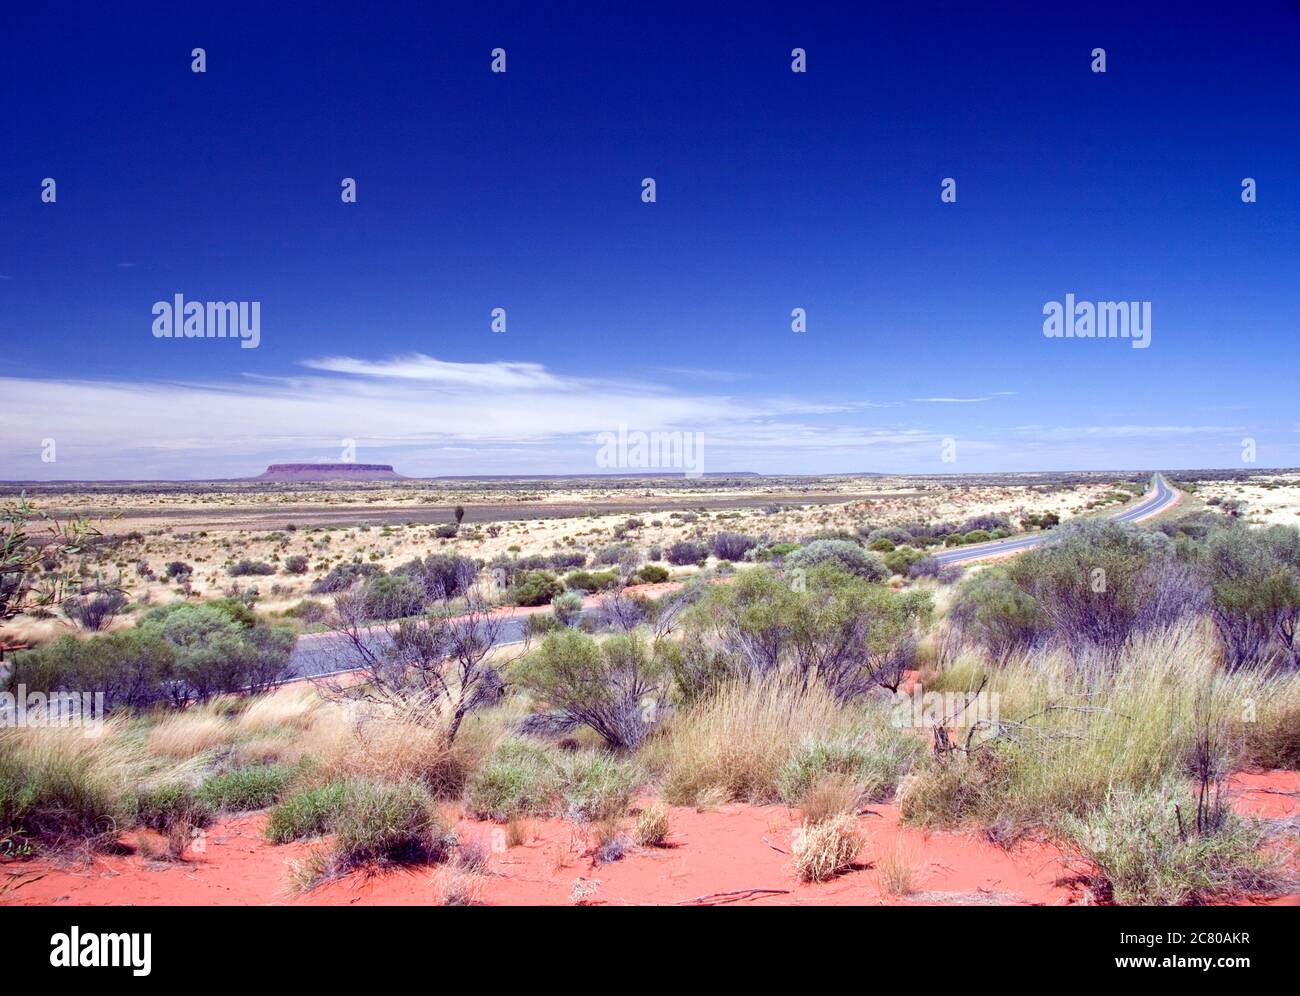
[797,772,862,824]
[146,712,232,759]
[791,814,864,882]
[650,675,864,806]
[633,803,671,847]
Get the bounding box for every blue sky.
[2,2,1298,480]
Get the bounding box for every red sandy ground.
[5,771,1296,907]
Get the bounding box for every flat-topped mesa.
[255,463,403,481]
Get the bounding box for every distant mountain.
[253,463,403,481]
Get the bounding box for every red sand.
[5,772,1295,908]
[7,770,1294,908]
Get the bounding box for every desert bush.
[433,524,459,539]
[711,532,758,561]
[164,560,193,580]
[550,590,584,626]
[786,540,887,582]
[138,602,296,703]
[948,569,1051,663]
[360,574,426,620]
[196,765,294,812]
[962,529,992,545]
[1004,519,1207,657]
[665,540,708,566]
[635,564,669,584]
[228,559,276,577]
[593,543,634,566]
[959,514,1011,534]
[681,565,929,699]
[65,584,129,631]
[265,781,351,843]
[393,554,478,601]
[563,569,619,593]
[465,738,563,820]
[867,527,912,547]
[509,570,564,607]
[326,589,520,744]
[1059,784,1276,905]
[883,547,924,577]
[1198,523,1300,669]
[6,629,176,712]
[792,813,863,882]
[0,720,148,847]
[309,562,382,594]
[283,555,310,575]
[867,537,895,553]
[286,598,328,624]
[511,628,673,748]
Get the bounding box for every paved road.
[932,472,1179,567]
[283,473,1180,681]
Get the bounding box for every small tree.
[323,588,527,741]
[454,505,465,525]
[511,628,674,749]
[1,494,99,621]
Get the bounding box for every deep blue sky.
[2,2,1298,479]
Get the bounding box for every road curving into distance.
[932,472,1179,567]
[283,473,1182,681]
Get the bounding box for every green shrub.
[510,570,564,607]
[563,569,620,593]
[6,630,176,712]
[196,765,294,812]
[550,590,584,626]
[228,559,276,576]
[328,780,455,868]
[948,569,1051,663]
[556,751,640,822]
[963,530,992,545]
[465,739,563,820]
[511,628,672,748]
[361,574,426,620]
[786,540,887,582]
[1059,784,1276,905]
[265,782,351,843]
[283,555,310,575]
[136,782,214,832]
[635,564,669,584]
[883,546,924,577]
[868,537,896,553]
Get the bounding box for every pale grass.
[235,684,320,733]
[902,620,1300,830]
[649,674,862,806]
[792,814,864,882]
[287,695,510,798]
[146,711,233,759]
[876,836,915,896]
[797,772,862,824]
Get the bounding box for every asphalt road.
[932,472,1179,567]
[283,473,1180,682]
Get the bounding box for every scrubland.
[3,471,1300,906]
